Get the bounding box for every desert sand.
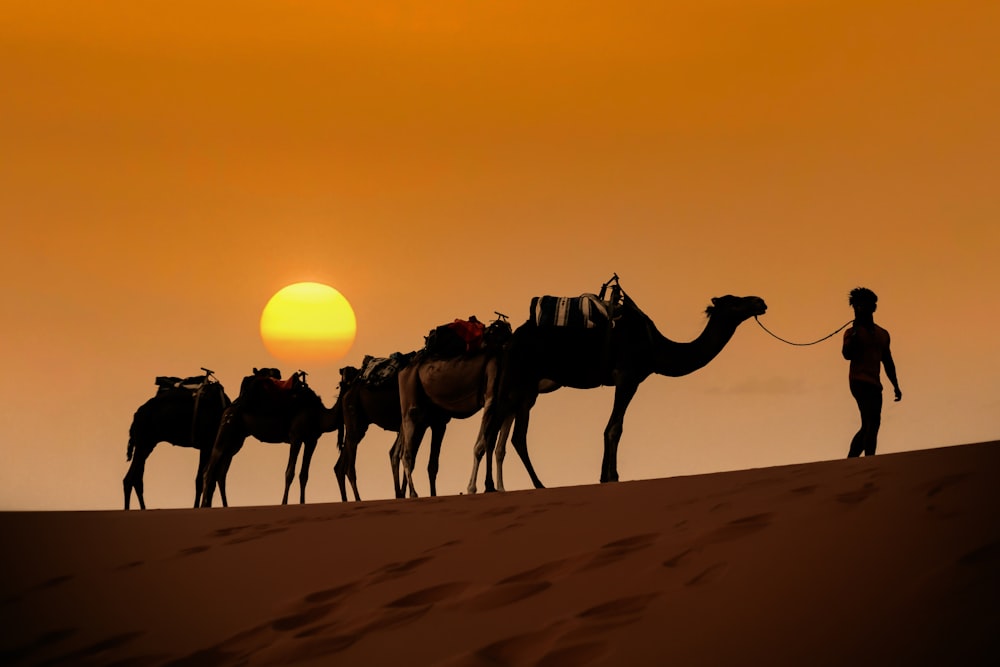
[2,441,998,666]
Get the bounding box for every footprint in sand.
[923,473,969,498]
[369,555,435,583]
[304,582,360,604]
[577,593,659,622]
[662,547,697,568]
[422,539,463,553]
[212,524,257,538]
[0,627,77,664]
[492,522,525,534]
[175,545,210,557]
[225,526,290,545]
[115,560,144,571]
[685,562,729,586]
[958,541,1000,567]
[452,617,612,667]
[449,581,552,612]
[480,505,518,518]
[535,641,609,667]
[705,513,773,543]
[499,556,587,585]
[581,533,660,570]
[386,582,471,607]
[271,603,338,632]
[46,630,146,664]
[460,621,573,667]
[35,574,75,589]
[836,482,877,504]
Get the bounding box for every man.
[842,287,902,457]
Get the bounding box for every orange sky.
[2,1,998,510]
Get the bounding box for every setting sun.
[260,282,357,365]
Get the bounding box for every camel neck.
[651,316,738,377]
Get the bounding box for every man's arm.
[883,335,902,401]
[842,327,857,360]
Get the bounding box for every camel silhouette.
[393,315,519,498]
[123,370,230,510]
[331,356,449,501]
[396,350,500,498]
[480,284,767,491]
[199,368,339,507]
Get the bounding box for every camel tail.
[126,438,135,462]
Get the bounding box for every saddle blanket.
[530,294,610,329]
[359,353,410,388]
[155,375,208,394]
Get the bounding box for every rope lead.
[754,316,853,347]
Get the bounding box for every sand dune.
[2,441,998,666]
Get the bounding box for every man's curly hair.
[849,287,878,308]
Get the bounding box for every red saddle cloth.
[266,376,297,393]
[448,318,486,351]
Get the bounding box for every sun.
[260,282,357,365]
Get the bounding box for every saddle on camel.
[349,352,416,391]
[151,369,227,432]
[423,314,513,359]
[529,273,625,332]
[237,367,310,413]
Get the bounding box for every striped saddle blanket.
[530,294,612,329]
[359,352,413,388]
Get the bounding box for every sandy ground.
[1,441,998,666]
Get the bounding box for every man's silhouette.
[842,287,902,457]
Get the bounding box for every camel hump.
[530,294,612,329]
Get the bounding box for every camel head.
[705,295,768,325]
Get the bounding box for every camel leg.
[468,431,485,495]
[202,412,241,508]
[345,422,364,502]
[388,434,404,499]
[401,416,428,499]
[298,439,317,504]
[200,446,224,508]
[508,394,545,490]
[193,447,213,509]
[601,381,638,483]
[495,414,513,493]
[283,441,303,505]
[333,446,350,502]
[426,424,445,497]
[483,413,498,494]
[218,453,234,508]
[468,413,511,494]
[346,448,361,502]
[334,441,362,502]
[336,411,366,501]
[123,444,152,511]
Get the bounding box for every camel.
[397,350,500,498]
[331,356,449,501]
[480,282,767,491]
[123,370,231,510]
[394,314,521,498]
[333,355,529,499]
[199,368,340,507]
